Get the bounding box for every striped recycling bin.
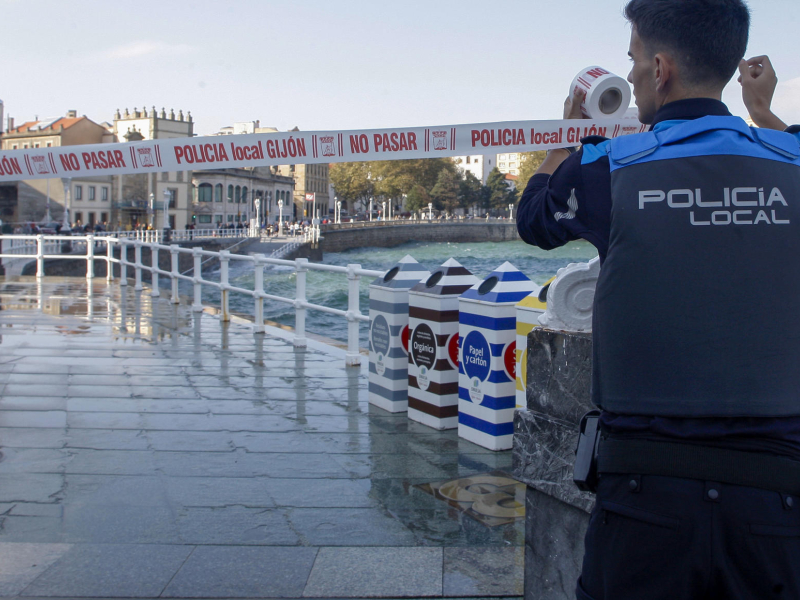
[368,255,431,413]
[458,262,537,451]
[407,258,479,430]
[515,287,547,408]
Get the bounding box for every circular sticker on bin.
[447,332,460,370]
[411,324,436,391]
[461,330,491,403]
[371,315,391,376]
[503,341,516,381]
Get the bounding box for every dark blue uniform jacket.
[517,98,800,459]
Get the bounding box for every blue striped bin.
[408,258,479,430]
[368,256,430,413]
[458,262,537,450]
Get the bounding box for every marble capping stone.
[513,409,594,514]
[513,328,595,600]
[525,487,589,600]
[525,328,593,426]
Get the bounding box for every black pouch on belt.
[574,410,602,493]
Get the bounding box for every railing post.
[134,241,143,291]
[219,250,230,322]
[345,263,362,366]
[294,258,308,347]
[150,243,160,297]
[170,245,180,304]
[86,234,95,279]
[36,234,45,278]
[106,237,114,282]
[192,247,203,312]
[119,239,128,286]
[253,253,265,334]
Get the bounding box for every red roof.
[505,173,518,181]
[8,116,84,135]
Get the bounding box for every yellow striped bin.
[515,289,547,409]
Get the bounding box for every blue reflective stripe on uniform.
[458,387,516,409]
[582,140,611,165]
[458,412,514,436]
[458,313,516,330]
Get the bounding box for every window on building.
[499,154,506,160]
[101,212,108,224]
[74,212,83,225]
[466,156,471,164]
[12,145,17,150]
[89,186,96,201]
[162,172,169,182]
[169,215,175,229]
[101,187,109,202]
[214,184,223,202]
[34,143,40,148]
[227,214,234,222]
[235,186,241,203]
[168,189,178,209]
[499,163,506,168]
[215,214,222,223]
[177,171,184,182]
[198,215,212,224]
[509,162,516,169]
[23,144,28,149]
[511,170,518,175]
[74,185,83,200]
[242,187,248,204]
[46,143,52,148]
[88,213,96,226]
[228,185,234,202]
[198,183,213,202]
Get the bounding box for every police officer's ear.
[653,52,677,94]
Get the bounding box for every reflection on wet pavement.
[0,277,523,598]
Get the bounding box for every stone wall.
[513,327,594,600]
[319,222,519,253]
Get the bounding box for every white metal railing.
[99,224,322,244]
[0,234,380,365]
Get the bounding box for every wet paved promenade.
[0,278,523,600]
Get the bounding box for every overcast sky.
[2,0,798,137]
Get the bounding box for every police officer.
[517,1,800,598]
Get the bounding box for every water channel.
[204,239,599,346]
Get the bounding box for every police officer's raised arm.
[739,55,789,131]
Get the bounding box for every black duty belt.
[597,438,800,496]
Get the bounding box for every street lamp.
[278,199,284,236]
[148,193,154,229]
[428,202,433,221]
[508,203,514,221]
[369,197,373,222]
[381,201,386,221]
[60,177,71,231]
[254,198,261,236]
[336,198,341,224]
[163,190,171,230]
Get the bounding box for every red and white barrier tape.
[0,118,647,182]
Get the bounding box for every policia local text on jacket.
[517,98,800,599]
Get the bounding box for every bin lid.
[410,258,478,297]
[370,255,430,289]
[461,261,537,304]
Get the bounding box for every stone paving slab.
[0,278,524,598]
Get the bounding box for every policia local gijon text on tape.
[0,67,643,183]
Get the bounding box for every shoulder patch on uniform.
[581,140,611,165]
[752,127,800,160]
[609,131,659,164]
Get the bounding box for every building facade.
[192,167,294,228]
[452,154,496,184]
[0,111,114,226]
[112,107,193,230]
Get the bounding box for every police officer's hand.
[564,88,588,120]
[738,56,788,131]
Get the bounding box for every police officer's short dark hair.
[624,0,750,87]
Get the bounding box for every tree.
[516,151,547,194]
[405,184,431,213]
[430,169,461,213]
[373,158,457,199]
[485,167,517,212]
[330,162,374,211]
[459,171,483,213]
